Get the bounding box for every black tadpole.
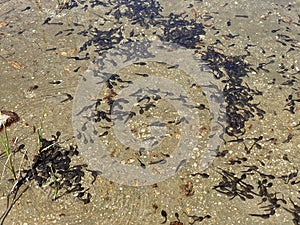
[137,158,146,169]
[161,210,167,224]
[249,213,270,219]
[175,159,186,173]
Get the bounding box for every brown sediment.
[0,110,20,131]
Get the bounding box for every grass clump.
[0,125,17,180]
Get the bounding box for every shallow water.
[0,0,299,224]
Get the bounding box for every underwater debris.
[0,110,19,131]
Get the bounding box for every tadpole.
[161,210,167,224]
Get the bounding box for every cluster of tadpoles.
[91,72,161,126]
[284,94,300,114]
[200,47,266,137]
[39,0,300,224]
[20,132,93,203]
[160,210,211,225]
[0,130,100,223]
[214,167,276,217]
[213,165,300,223]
